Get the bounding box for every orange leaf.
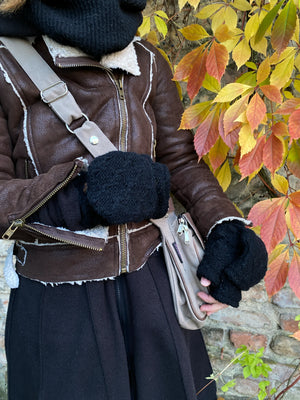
[263,133,285,173]
[271,0,297,55]
[246,93,267,131]
[174,46,203,81]
[288,110,300,142]
[187,49,208,101]
[218,109,239,151]
[286,201,300,239]
[179,102,211,130]
[223,95,249,135]
[249,198,282,226]
[272,121,289,137]
[291,331,300,341]
[194,109,219,158]
[288,252,300,299]
[265,250,289,297]
[208,137,229,171]
[277,98,300,115]
[206,41,229,82]
[260,198,288,253]
[239,136,265,178]
[260,85,282,104]
[287,141,300,179]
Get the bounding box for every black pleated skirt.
[5,249,217,400]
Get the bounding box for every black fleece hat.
[0,0,147,58]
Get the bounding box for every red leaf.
[287,202,300,239]
[277,98,300,115]
[208,137,229,171]
[239,136,265,178]
[206,41,229,82]
[288,109,300,142]
[263,133,285,173]
[260,85,282,104]
[194,109,219,158]
[223,95,248,135]
[174,46,204,81]
[248,198,277,226]
[265,250,289,297]
[291,331,300,341]
[288,252,300,299]
[218,109,239,151]
[272,121,289,137]
[260,198,288,253]
[187,49,207,101]
[246,93,267,131]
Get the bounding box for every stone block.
[229,331,268,351]
[271,335,300,357]
[279,313,299,333]
[208,308,272,330]
[201,328,224,348]
[272,289,300,308]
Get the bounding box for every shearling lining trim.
[43,35,141,76]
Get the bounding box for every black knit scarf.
[0,0,147,59]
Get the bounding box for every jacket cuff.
[207,217,252,238]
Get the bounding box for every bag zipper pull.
[177,216,190,244]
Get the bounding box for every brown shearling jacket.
[0,36,240,284]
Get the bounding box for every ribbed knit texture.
[4,0,146,59]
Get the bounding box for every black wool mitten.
[197,220,268,307]
[86,151,170,225]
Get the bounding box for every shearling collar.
[42,35,141,76]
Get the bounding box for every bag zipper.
[1,163,104,251]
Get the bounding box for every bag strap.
[0,36,117,157]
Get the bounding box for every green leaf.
[271,0,297,54]
[154,15,168,38]
[270,388,277,395]
[221,379,236,393]
[295,315,300,321]
[154,10,168,19]
[243,366,251,379]
[246,61,257,70]
[202,73,221,93]
[255,0,285,43]
[236,71,257,86]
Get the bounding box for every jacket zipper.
[2,164,103,251]
[108,72,129,275]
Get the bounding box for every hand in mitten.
[86,151,170,225]
[197,220,268,307]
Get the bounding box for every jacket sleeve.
[150,46,241,238]
[0,104,82,239]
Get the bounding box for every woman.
[0,0,268,399]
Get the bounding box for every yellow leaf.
[244,14,260,42]
[294,74,300,93]
[270,47,296,65]
[154,10,168,20]
[222,29,242,52]
[270,53,295,88]
[257,57,270,85]
[209,137,230,171]
[268,243,288,264]
[188,0,201,8]
[202,73,221,93]
[233,0,252,11]
[178,0,187,11]
[295,54,300,71]
[292,9,299,43]
[224,6,238,30]
[239,124,257,157]
[154,15,168,38]
[179,24,209,41]
[271,173,289,195]
[232,38,251,70]
[235,111,248,123]
[250,36,267,56]
[214,83,252,102]
[211,8,226,33]
[138,16,151,37]
[216,159,231,191]
[195,4,222,19]
[215,24,233,43]
[146,30,159,45]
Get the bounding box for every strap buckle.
[65,113,89,134]
[40,81,68,104]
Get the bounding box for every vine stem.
[196,350,247,395]
[274,374,300,400]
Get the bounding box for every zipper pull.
[177,217,185,235]
[2,219,24,240]
[177,216,190,244]
[118,78,124,100]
